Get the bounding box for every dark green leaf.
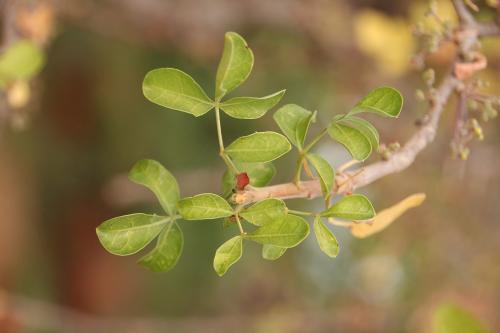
[213,236,243,276]
[129,159,180,216]
[226,131,291,163]
[350,87,403,118]
[313,216,339,257]
[246,214,309,248]
[215,32,254,99]
[306,153,335,200]
[142,68,214,116]
[240,198,287,226]
[96,214,169,256]
[139,221,183,272]
[220,90,285,119]
[340,116,379,150]
[328,122,372,161]
[273,104,315,149]
[321,194,375,220]
[178,193,233,220]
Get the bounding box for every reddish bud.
[236,172,250,191]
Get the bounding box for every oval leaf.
[351,193,425,238]
[262,244,287,260]
[142,68,214,117]
[96,214,169,256]
[226,131,291,163]
[313,216,339,258]
[129,159,180,216]
[177,193,233,220]
[433,304,489,333]
[246,214,309,248]
[321,194,375,220]
[139,221,183,272]
[213,236,243,276]
[240,198,287,226]
[306,153,335,200]
[215,32,254,99]
[350,87,403,118]
[273,104,315,149]
[220,90,285,119]
[340,116,379,150]
[328,122,372,161]
[0,40,45,85]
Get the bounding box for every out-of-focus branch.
[233,1,494,206]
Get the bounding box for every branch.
[234,1,489,206]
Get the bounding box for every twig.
[234,1,491,206]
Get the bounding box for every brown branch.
[234,1,491,206]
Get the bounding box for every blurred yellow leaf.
[353,9,415,76]
[351,193,426,238]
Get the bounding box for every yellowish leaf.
[351,193,426,238]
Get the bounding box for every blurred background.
[0,0,499,332]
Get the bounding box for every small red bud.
[236,172,250,191]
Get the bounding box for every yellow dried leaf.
[351,193,426,238]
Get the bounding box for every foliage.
[96,32,403,276]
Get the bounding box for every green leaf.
[142,68,214,117]
[433,304,489,333]
[306,153,335,200]
[349,87,403,118]
[262,244,287,260]
[340,116,379,150]
[128,159,180,216]
[321,194,375,220]
[273,104,316,149]
[213,236,243,276]
[313,216,339,258]
[328,122,372,161]
[215,32,254,99]
[240,198,287,226]
[246,214,309,248]
[177,193,233,220]
[226,131,291,163]
[0,40,45,86]
[96,214,169,256]
[222,162,276,197]
[138,221,183,272]
[219,90,285,119]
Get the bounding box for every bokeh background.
[0,0,499,332]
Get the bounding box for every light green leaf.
[328,122,372,161]
[262,244,287,260]
[215,32,254,99]
[349,87,403,118]
[433,304,489,333]
[220,90,285,119]
[240,198,287,226]
[96,214,169,256]
[226,131,291,163]
[340,116,379,150]
[306,153,334,200]
[213,236,243,276]
[273,104,315,149]
[129,159,180,216]
[139,221,183,272]
[0,40,45,86]
[222,162,276,197]
[321,194,375,220]
[177,193,233,220]
[246,214,309,248]
[313,216,339,258]
[142,68,214,117]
